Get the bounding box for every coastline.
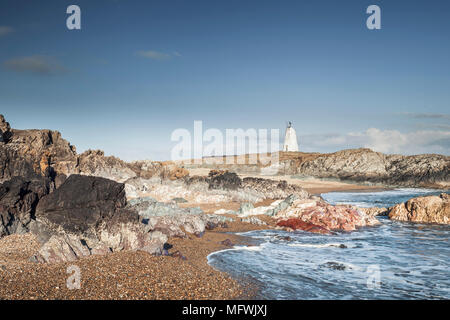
[187,168,394,195]
[1,187,449,299]
[0,221,265,300]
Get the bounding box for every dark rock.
[34,174,129,236]
[208,170,242,190]
[54,173,67,189]
[163,243,173,250]
[275,235,292,241]
[0,176,52,237]
[220,239,234,247]
[0,115,11,143]
[321,261,348,271]
[170,250,187,260]
[30,175,167,263]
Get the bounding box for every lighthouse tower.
[282,121,299,152]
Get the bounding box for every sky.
[0,0,449,160]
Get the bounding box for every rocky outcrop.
[76,150,137,183]
[0,175,53,237]
[0,115,188,184]
[0,127,77,182]
[126,169,310,203]
[388,193,449,224]
[186,148,449,188]
[273,197,380,234]
[233,194,379,234]
[277,219,331,235]
[242,177,309,200]
[292,149,449,188]
[208,170,242,190]
[0,115,12,143]
[359,207,389,217]
[127,197,232,238]
[29,175,167,263]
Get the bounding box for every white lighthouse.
[282,121,299,152]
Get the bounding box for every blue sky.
[1,0,449,160]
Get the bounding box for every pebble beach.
[0,218,266,300]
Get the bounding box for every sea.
[207,188,450,299]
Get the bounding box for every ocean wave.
[288,242,355,249]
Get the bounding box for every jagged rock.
[241,217,267,226]
[0,115,188,185]
[360,207,389,217]
[388,193,450,224]
[277,219,331,234]
[127,197,231,238]
[35,174,128,236]
[0,127,76,182]
[237,194,300,217]
[77,150,136,183]
[292,149,449,188]
[238,202,254,215]
[0,175,53,237]
[0,115,11,142]
[274,196,380,233]
[208,170,242,190]
[29,175,166,263]
[242,178,309,200]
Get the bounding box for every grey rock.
[241,217,267,226]
[238,202,254,215]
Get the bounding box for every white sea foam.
[288,243,356,249]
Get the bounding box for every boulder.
[0,114,11,142]
[238,202,254,215]
[208,170,242,190]
[30,175,166,263]
[275,196,380,233]
[277,219,331,235]
[241,216,267,226]
[35,174,128,236]
[0,175,52,237]
[127,197,231,238]
[388,193,450,224]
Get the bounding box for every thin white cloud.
[0,26,14,37]
[3,55,68,75]
[400,112,450,120]
[301,128,450,155]
[137,50,172,60]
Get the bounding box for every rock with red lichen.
[275,197,379,234]
[276,219,331,234]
